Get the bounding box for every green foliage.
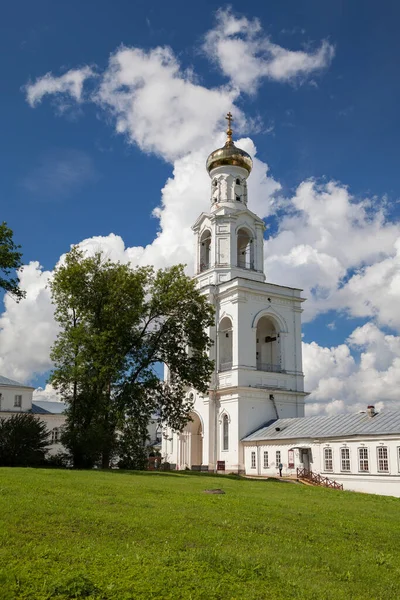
[117,412,149,470]
[0,221,25,301]
[0,414,49,466]
[1,469,400,599]
[49,247,214,469]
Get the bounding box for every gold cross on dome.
[225,112,233,144]
[225,111,233,130]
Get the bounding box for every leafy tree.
[49,247,214,469]
[0,222,25,301]
[0,413,49,466]
[117,409,149,470]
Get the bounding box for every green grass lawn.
[0,469,399,600]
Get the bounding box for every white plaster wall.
[244,437,400,497]
[0,386,33,412]
[39,414,67,455]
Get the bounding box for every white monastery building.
[0,375,65,453]
[161,114,400,498]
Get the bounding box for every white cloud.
[264,180,400,326]
[33,384,62,403]
[13,12,400,414]
[94,46,242,162]
[203,8,334,93]
[304,323,400,415]
[25,66,95,107]
[0,262,57,383]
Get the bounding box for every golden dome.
[206,112,253,176]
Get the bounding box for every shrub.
[0,413,49,466]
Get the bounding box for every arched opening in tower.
[219,316,233,371]
[199,230,211,272]
[256,317,281,372]
[237,228,254,270]
[181,412,203,469]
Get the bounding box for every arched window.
[219,316,233,371]
[256,316,281,372]
[222,414,229,450]
[199,230,211,272]
[237,228,254,269]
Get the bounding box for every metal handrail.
[297,467,343,490]
[219,361,232,372]
[257,362,284,373]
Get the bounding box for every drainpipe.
[269,394,279,419]
[212,284,220,472]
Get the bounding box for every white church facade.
[161,115,400,499]
[161,114,307,473]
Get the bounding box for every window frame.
[276,450,281,466]
[51,428,59,444]
[377,446,389,473]
[251,451,256,469]
[222,414,229,451]
[324,447,333,472]
[340,447,351,472]
[358,447,369,473]
[263,451,269,469]
[14,394,22,408]
[398,447,400,473]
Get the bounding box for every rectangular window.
[51,428,59,444]
[324,448,333,471]
[340,448,351,472]
[276,450,281,466]
[398,447,400,473]
[263,451,268,468]
[358,448,369,472]
[251,451,256,469]
[377,447,389,472]
[14,395,22,407]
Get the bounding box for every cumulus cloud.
[25,66,95,107]
[95,46,242,162]
[203,8,334,93]
[33,384,62,403]
[264,180,400,327]
[12,10,400,414]
[0,262,56,382]
[304,323,400,415]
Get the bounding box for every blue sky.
[2,1,400,413]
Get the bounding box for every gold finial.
[225,111,233,146]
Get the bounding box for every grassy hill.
[0,469,399,599]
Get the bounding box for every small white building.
[0,375,66,455]
[242,406,400,497]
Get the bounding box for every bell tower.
[193,112,265,286]
[162,114,307,474]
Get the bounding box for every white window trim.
[251,451,256,469]
[358,447,369,473]
[323,447,333,472]
[340,447,351,472]
[276,450,281,466]
[14,394,22,408]
[377,446,389,473]
[263,451,269,469]
[222,414,229,452]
